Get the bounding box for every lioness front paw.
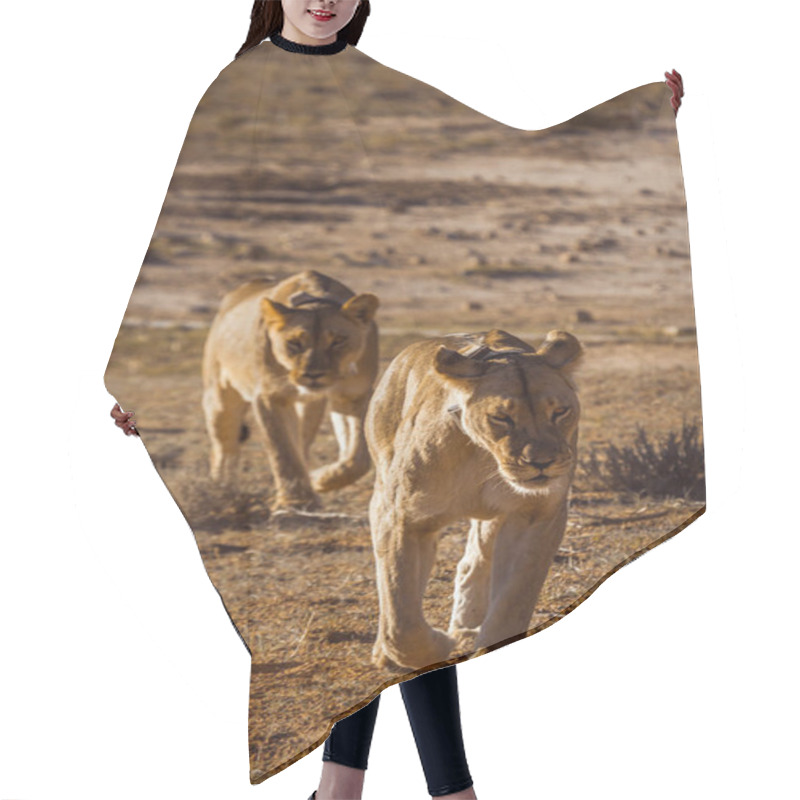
[310,464,344,492]
[272,490,323,513]
[372,627,456,671]
[370,641,405,672]
[425,627,458,664]
[310,460,366,492]
[447,625,480,651]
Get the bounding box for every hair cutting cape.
[105,37,705,783]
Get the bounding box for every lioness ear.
[341,293,379,325]
[537,330,583,372]
[434,346,491,380]
[261,297,293,327]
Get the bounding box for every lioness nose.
[521,454,555,470]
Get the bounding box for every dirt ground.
[105,50,704,781]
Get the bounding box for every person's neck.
[269,29,348,55]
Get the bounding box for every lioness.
[202,270,379,510]
[366,328,583,670]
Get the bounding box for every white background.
[1,1,797,798]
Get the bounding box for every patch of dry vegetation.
[580,421,705,501]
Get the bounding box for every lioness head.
[261,293,379,391]
[434,330,583,496]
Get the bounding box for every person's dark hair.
[236,1,371,59]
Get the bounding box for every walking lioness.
[202,270,379,511]
[366,328,583,670]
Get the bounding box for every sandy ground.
[105,48,704,781]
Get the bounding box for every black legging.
[323,664,473,797]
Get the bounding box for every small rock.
[596,236,620,250]
[574,236,619,252]
[465,249,488,268]
[446,229,480,241]
[576,309,595,323]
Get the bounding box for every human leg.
[316,694,381,799]
[400,665,475,798]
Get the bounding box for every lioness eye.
[287,339,305,353]
[331,337,348,349]
[552,407,571,422]
[489,414,514,427]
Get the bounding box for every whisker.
[483,467,508,493]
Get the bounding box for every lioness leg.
[203,381,248,484]
[296,396,327,464]
[448,518,501,640]
[370,496,455,670]
[253,394,321,510]
[310,393,371,492]
[474,507,567,651]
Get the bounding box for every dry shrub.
[581,421,705,501]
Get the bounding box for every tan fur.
[366,328,583,670]
[202,270,379,510]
